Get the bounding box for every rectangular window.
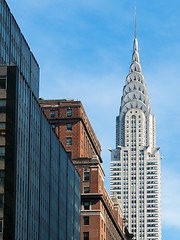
[0,147,5,156]
[0,78,6,89]
[0,100,6,107]
[0,194,3,208]
[0,219,3,233]
[0,123,5,136]
[50,110,55,118]
[84,187,90,193]
[0,100,6,113]
[84,172,90,181]
[84,201,90,210]
[0,171,4,185]
[66,137,72,146]
[84,216,89,225]
[83,232,89,240]
[67,123,72,131]
[67,109,72,117]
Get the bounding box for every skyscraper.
[0,0,81,239]
[110,15,161,240]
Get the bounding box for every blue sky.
[7,0,180,239]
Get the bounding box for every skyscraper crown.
[119,28,151,120]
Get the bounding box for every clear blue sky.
[7,0,180,239]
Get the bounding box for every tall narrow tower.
[110,12,161,240]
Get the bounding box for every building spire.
[133,3,138,53]
[135,4,137,39]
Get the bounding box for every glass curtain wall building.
[0,0,39,98]
[0,0,81,239]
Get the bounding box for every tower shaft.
[110,26,161,240]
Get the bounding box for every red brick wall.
[81,215,101,240]
[40,100,101,160]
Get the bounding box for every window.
[66,137,72,146]
[84,201,90,210]
[84,187,90,193]
[0,100,6,113]
[67,109,72,117]
[67,123,72,131]
[0,194,3,208]
[84,172,90,181]
[84,216,89,225]
[0,78,6,89]
[0,171,4,185]
[51,124,55,130]
[83,232,89,240]
[0,219,3,233]
[0,147,5,157]
[67,152,71,159]
[50,110,55,118]
[0,123,5,136]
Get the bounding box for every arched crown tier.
[119,37,151,119]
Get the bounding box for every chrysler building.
[110,13,161,240]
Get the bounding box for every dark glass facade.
[0,0,39,99]
[0,0,81,239]
[0,65,81,240]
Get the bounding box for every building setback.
[0,0,81,239]
[40,99,133,240]
[110,22,161,240]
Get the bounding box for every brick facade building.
[73,156,133,240]
[40,99,133,240]
[39,99,102,162]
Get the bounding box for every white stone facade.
[110,36,161,240]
